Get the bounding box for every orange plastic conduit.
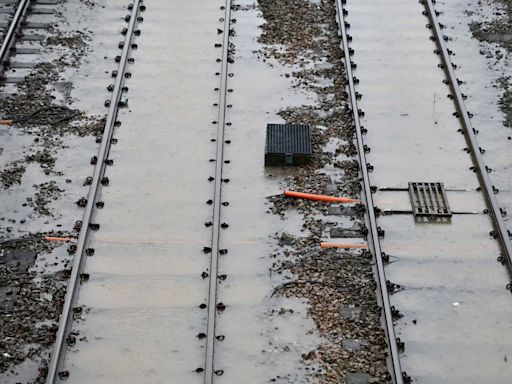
[284,190,359,203]
[44,236,76,242]
[320,242,368,249]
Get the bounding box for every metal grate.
[265,123,312,166]
[408,182,452,218]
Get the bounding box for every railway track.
[338,0,512,383]
[44,1,144,382]
[204,0,233,381]
[0,0,31,73]
[0,0,56,82]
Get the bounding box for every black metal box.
[265,123,312,166]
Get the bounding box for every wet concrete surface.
[346,0,512,382]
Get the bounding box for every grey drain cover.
[408,182,451,218]
[265,123,312,166]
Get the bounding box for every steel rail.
[423,0,512,274]
[45,2,142,382]
[335,1,404,383]
[204,1,232,382]
[0,0,31,68]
